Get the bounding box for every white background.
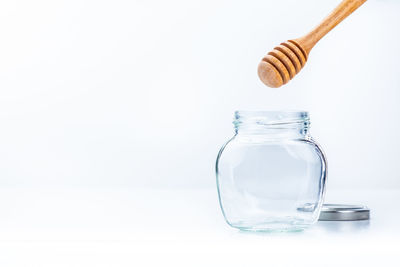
[0,0,399,266]
[0,0,399,190]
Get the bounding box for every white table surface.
[0,186,398,266]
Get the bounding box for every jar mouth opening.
[234,110,310,127]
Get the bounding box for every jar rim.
[234,110,309,126]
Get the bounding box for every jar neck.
[233,111,310,138]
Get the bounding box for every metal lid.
[319,204,370,221]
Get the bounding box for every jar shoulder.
[217,134,326,165]
[224,134,321,147]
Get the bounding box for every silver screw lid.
[319,204,370,221]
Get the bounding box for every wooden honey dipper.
[258,0,367,88]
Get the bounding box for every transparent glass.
[216,111,327,232]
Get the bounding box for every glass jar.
[216,111,327,232]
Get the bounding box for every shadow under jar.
[216,111,327,232]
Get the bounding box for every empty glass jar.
[216,111,327,232]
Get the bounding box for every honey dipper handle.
[294,0,367,55]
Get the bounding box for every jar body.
[216,111,327,232]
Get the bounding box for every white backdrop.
[0,0,399,190]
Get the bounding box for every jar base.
[228,218,311,233]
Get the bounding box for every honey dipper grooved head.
[258,40,308,88]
